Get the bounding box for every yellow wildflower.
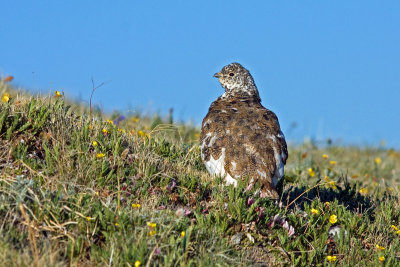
[194,133,200,139]
[359,188,368,195]
[391,225,398,231]
[329,214,338,224]
[138,130,146,137]
[102,128,109,134]
[1,92,10,103]
[96,153,105,158]
[54,91,62,97]
[181,231,185,237]
[114,222,119,226]
[375,157,382,164]
[131,203,141,208]
[329,160,337,165]
[326,255,337,262]
[375,244,385,250]
[149,230,156,236]
[134,260,141,267]
[311,208,320,215]
[325,202,330,207]
[322,154,328,159]
[308,168,315,177]
[396,229,400,235]
[147,222,157,228]
[379,256,385,262]
[118,128,126,133]
[324,176,337,190]
[329,181,337,189]
[106,119,114,125]
[132,117,140,123]
[92,141,98,147]
[86,217,92,221]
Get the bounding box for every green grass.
[1,82,399,266]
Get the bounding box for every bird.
[200,62,288,199]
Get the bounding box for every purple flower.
[247,197,255,205]
[246,184,253,191]
[268,214,295,237]
[288,225,295,237]
[167,180,176,192]
[260,191,267,198]
[184,209,192,216]
[113,115,126,125]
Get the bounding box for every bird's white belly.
[272,148,285,187]
[203,148,238,186]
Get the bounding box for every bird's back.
[200,96,288,199]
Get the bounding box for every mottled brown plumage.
[200,63,288,199]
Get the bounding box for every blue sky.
[1,1,399,147]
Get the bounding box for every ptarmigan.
[200,63,288,199]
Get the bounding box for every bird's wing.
[261,108,288,165]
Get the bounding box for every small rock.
[328,225,348,241]
[175,207,191,217]
[230,233,243,245]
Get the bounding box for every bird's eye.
[229,73,235,77]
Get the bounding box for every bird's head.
[213,62,260,100]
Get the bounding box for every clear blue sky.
[1,1,399,147]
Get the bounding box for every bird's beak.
[213,72,221,78]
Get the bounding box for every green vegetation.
[1,82,399,266]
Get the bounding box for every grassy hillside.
[1,81,399,266]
